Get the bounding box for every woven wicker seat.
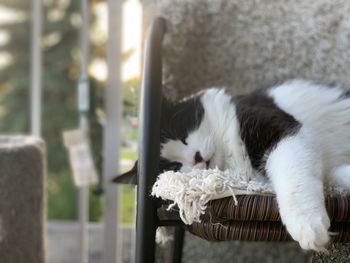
[187,195,350,242]
[157,195,350,242]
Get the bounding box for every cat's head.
[160,93,215,171]
[113,92,216,184]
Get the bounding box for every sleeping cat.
[115,79,350,251]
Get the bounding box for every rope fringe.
[151,168,273,225]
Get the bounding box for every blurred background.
[0,0,141,262]
[4,1,349,263]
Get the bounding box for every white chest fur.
[200,89,256,181]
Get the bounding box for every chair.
[136,1,350,260]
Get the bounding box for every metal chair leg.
[172,227,185,263]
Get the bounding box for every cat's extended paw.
[285,213,330,251]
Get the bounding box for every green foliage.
[122,77,139,117]
[120,185,136,224]
[47,170,107,222]
[0,7,31,132]
[0,0,105,221]
[47,170,77,220]
[41,0,81,173]
[0,0,138,223]
[121,150,137,160]
[89,186,104,222]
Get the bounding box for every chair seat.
[188,220,350,242]
[158,195,350,242]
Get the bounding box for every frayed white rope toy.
[151,168,273,225]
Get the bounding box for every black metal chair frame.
[136,17,185,263]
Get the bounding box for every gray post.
[30,0,43,136]
[79,0,90,262]
[103,0,122,262]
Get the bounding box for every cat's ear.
[111,158,182,185]
[112,161,138,184]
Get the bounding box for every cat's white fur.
[161,79,350,251]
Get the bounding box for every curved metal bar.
[136,17,166,263]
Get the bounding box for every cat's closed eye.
[180,138,188,145]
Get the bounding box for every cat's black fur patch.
[233,89,301,171]
[160,95,204,144]
[113,95,203,185]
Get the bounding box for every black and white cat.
[117,79,350,251]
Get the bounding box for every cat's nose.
[194,151,203,164]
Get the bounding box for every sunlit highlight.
[89,0,142,82]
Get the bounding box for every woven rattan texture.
[158,195,350,242]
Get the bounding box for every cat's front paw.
[285,213,330,251]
